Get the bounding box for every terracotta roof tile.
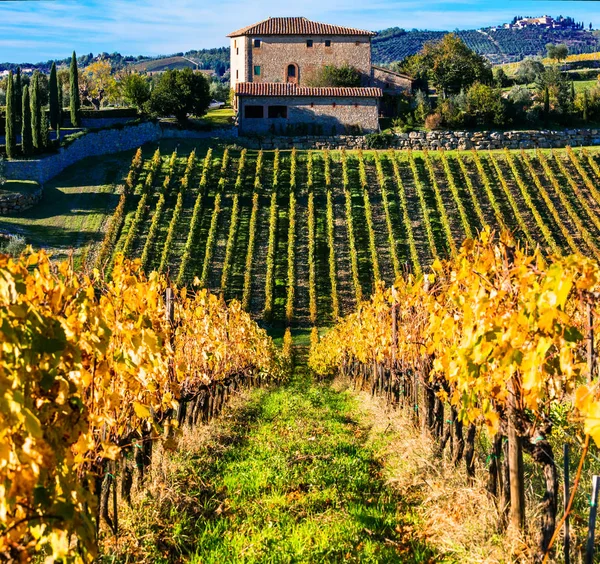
[235,83,382,97]
[228,17,375,38]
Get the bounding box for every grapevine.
[407,150,440,261]
[324,149,340,320]
[341,149,363,302]
[423,150,457,256]
[285,149,297,324]
[388,151,421,277]
[263,150,280,321]
[503,148,560,255]
[439,150,472,240]
[357,150,381,282]
[374,151,401,279]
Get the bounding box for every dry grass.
[333,377,544,564]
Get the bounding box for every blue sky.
[0,0,598,63]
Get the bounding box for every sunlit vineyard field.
[101,145,600,326]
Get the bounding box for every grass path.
[113,360,437,563]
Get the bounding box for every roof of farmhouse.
[235,83,383,97]
[227,17,376,38]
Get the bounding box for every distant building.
[228,17,410,135]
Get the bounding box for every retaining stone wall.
[243,128,600,150]
[4,122,163,184]
[4,123,238,184]
[0,185,43,215]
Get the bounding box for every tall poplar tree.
[70,51,80,127]
[49,62,60,130]
[5,71,16,159]
[31,72,42,151]
[21,85,33,157]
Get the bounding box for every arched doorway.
[286,63,298,84]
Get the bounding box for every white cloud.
[0,0,597,62]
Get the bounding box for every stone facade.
[241,35,372,86]
[0,184,43,215]
[241,128,600,150]
[229,17,375,89]
[372,66,413,95]
[238,94,380,135]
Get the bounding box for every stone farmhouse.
[228,17,411,135]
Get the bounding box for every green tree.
[41,111,51,149]
[402,34,492,97]
[493,67,510,88]
[31,72,42,151]
[514,58,545,85]
[21,85,33,157]
[48,62,60,130]
[148,68,211,123]
[305,63,362,87]
[466,82,506,126]
[119,72,150,110]
[70,51,81,127]
[546,43,569,64]
[14,67,22,126]
[5,71,17,159]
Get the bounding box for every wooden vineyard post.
[586,475,600,564]
[165,288,175,437]
[564,444,570,564]
[587,301,595,382]
[507,377,526,532]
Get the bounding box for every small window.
[236,47,239,55]
[306,39,313,48]
[236,70,239,79]
[254,65,261,76]
[287,64,296,78]
[268,105,288,119]
[234,40,237,48]
[325,39,331,47]
[254,39,261,48]
[355,41,361,46]
[332,102,337,108]
[245,105,264,119]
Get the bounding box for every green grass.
[107,368,438,563]
[574,79,599,92]
[0,180,40,196]
[198,107,235,128]
[0,151,132,265]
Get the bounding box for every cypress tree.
[5,71,17,159]
[14,67,22,126]
[58,81,64,127]
[21,85,33,157]
[41,111,50,149]
[49,62,60,130]
[543,86,550,117]
[70,51,80,127]
[31,72,42,151]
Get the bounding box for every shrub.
[0,234,26,256]
[305,63,362,87]
[424,112,443,130]
[365,132,394,149]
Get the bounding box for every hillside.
[71,144,600,329]
[373,27,600,65]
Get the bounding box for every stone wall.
[242,128,600,150]
[372,66,413,95]
[80,117,138,129]
[248,35,372,85]
[3,122,239,184]
[4,122,163,183]
[238,95,379,135]
[0,185,43,215]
